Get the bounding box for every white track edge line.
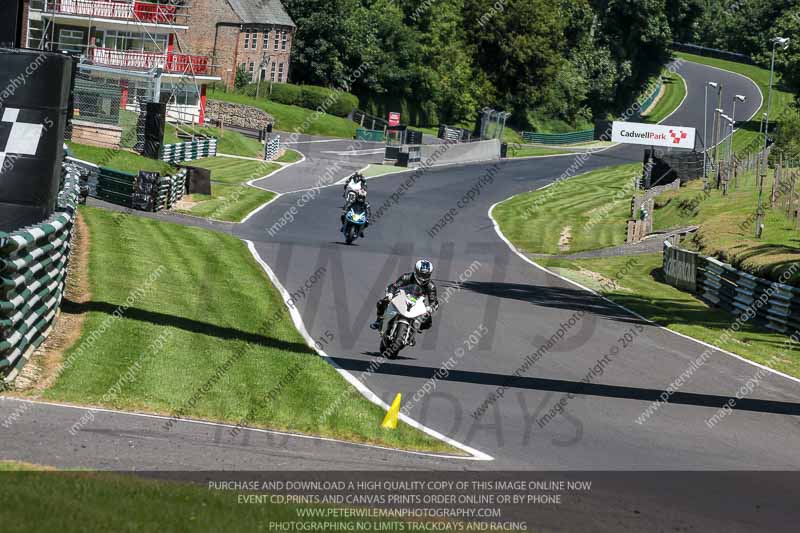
[237,154,307,223]
[682,59,765,119]
[0,396,475,461]
[657,70,689,124]
[486,200,800,388]
[244,240,494,461]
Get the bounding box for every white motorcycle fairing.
[380,287,429,336]
[346,181,363,193]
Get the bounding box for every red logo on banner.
[669,130,688,144]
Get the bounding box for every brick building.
[186,0,295,89]
[21,0,295,124]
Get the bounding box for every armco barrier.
[521,130,594,145]
[160,138,217,164]
[1,169,81,381]
[663,240,800,336]
[639,78,664,115]
[356,128,385,142]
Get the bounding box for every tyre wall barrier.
[264,135,281,161]
[94,167,187,212]
[0,169,81,381]
[663,240,800,337]
[159,138,217,164]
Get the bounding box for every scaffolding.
[31,0,210,126]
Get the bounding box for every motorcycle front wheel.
[380,322,408,359]
[344,224,356,244]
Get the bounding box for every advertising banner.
[663,243,698,291]
[612,121,696,149]
[388,112,401,127]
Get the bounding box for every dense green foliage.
[240,82,359,117]
[687,1,800,96]
[234,64,250,91]
[282,0,682,130]
[675,1,800,156]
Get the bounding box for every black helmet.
[414,259,433,286]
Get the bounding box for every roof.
[227,0,295,28]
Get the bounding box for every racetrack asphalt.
[3,60,798,492]
[237,59,800,470]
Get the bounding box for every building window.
[244,32,250,49]
[101,31,167,52]
[274,31,279,50]
[162,84,200,107]
[278,62,284,82]
[248,60,255,79]
[281,31,287,51]
[263,31,270,49]
[270,62,276,81]
[59,29,85,53]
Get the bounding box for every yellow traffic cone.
[381,393,402,429]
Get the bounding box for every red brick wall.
[20,0,30,48]
[183,0,294,89]
[182,0,240,88]
[235,28,293,84]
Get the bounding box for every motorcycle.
[342,202,368,244]
[378,285,431,358]
[341,188,368,244]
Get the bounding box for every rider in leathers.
[370,260,438,337]
[341,191,372,238]
[342,172,367,210]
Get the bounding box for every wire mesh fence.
[69,66,156,150]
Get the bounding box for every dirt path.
[11,212,92,394]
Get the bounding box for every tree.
[463,0,567,129]
[591,0,673,108]
[665,0,704,43]
[282,0,683,130]
[771,5,800,98]
[234,64,250,91]
[282,0,364,87]
[773,104,800,158]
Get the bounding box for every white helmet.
[414,259,433,286]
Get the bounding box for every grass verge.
[0,463,398,532]
[165,124,265,158]
[41,207,455,454]
[492,163,640,254]
[363,164,407,178]
[642,71,687,124]
[653,169,800,285]
[181,182,275,222]
[187,157,280,185]
[536,254,800,378]
[276,148,303,164]
[208,90,358,139]
[176,156,280,222]
[66,142,175,176]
